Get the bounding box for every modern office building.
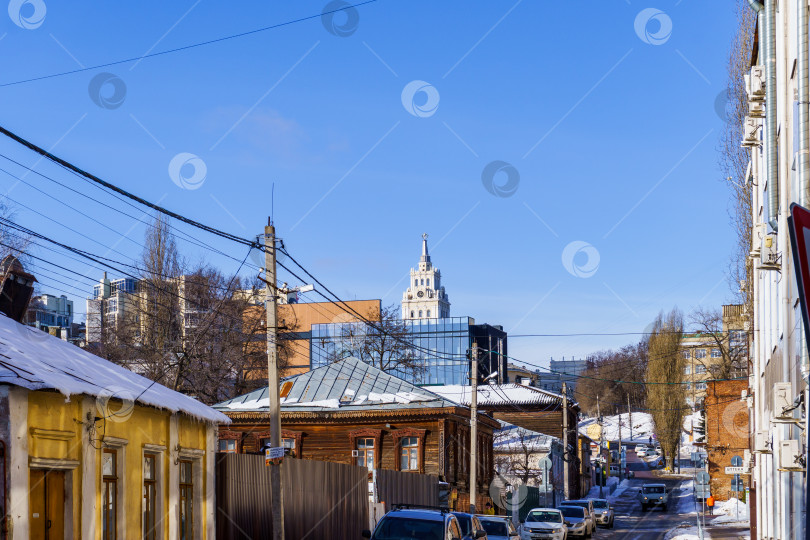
[534,357,587,394]
[310,316,507,385]
[85,273,140,343]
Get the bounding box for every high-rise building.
[24,294,74,339]
[402,234,450,320]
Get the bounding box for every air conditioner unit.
[351,450,360,457]
[779,439,804,470]
[749,100,765,118]
[742,116,761,147]
[747,66,766,100]
[755,430,771,453]
[773,382,793,417]
[760,234,780,268]
[741,389,748,400]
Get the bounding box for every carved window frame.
[348,429,382,470]
[391,428,427,474]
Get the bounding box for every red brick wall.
[705,379,749,501]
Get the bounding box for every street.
[591,450,695,540]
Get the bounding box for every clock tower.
[402,234,450,320]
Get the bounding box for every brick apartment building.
[704,379,750,501]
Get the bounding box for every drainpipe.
[760,0,779,230]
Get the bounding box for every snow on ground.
[664,525,701,540]
[674,480,698,514]
[585,476,619,499]
[584,477,633,502]
[710,498,750,525]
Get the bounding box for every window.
[282,437,296,456]
[696,365,707,374]
[218,439,236,453]
[400,437,419,471]
[684,366,691,375]
[711,349,722,358]
[102,449,117,540]
[420,279,424,285]
[426,310,431,318]
[418,310,423,318]
[414,279,418,287]
[681,350,690,359]
[179,461,194,540]
[356,438,375,469]
[696,382,707,390]
[410,311,414,318]
[143,454,157,540]
[426,279,430,287]
[695,349,707,359]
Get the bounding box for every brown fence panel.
[216,454,369,540]
[376,469,439,512]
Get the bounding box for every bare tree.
[687,307,748,380]
[329,304,424,379]
[576,341,648,416]
[720,1,757,314]
[645,309,686,470]
[493,424,549,486]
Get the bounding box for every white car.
[519,508,567,540]
[634,444,647,453]
[636,448,648,457]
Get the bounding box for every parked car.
[518,508,568,540]
[637,483,669,511]
[636,448,648,457]
[608,464,620,475]
[590,499,614,528]
[558,500,595,536]
[363,507,464,540]
[634,444,647,453]
[558,505,590,538]
[477,515,520,540]
[452,512,488,539]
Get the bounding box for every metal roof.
[214,357,462,413]
[428,383,566,407]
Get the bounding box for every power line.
[0,0,382,87]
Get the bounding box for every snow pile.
[664,525,701,540]
[711,498,750,524]
[584,476,624,500]
[673,480,698,514]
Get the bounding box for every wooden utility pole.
[562,381,569,500]
[597,394,602,497]
[469,342,478,514]
[627,394,633,442]
[617,407,623,480]
[265,221,285,540]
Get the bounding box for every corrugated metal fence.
[216,454,369,540]
[375,468,439,511]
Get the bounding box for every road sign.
[725,466,750,475]
[789,204,810,352]
[731,475,744,491]
[538,457,552,471]
[696,471,710,485]
[730,456,743,467]
[265,446,284,466]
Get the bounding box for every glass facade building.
[310,316,507,386]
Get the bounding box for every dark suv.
[363,508,465,540]
[451,512,488,539]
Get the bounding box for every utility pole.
[265,221,284,540]
[617,407,623,480]
[597,395,603,497]
[562,381,569,500]
[627,394,633,442]
[469,342,478,514]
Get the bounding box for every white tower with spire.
[402,234,450,320]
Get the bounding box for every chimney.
[0,256,37,322]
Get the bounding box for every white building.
[85,272,140,343]
[401,234,450,320]
[744,1,808,537]
[25,293,73,337]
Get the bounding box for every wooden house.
[431,383,584,498]
[213,357,499,511]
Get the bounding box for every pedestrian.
[706,495,715,516]
[484,502,495,515]
[649,436,653,446]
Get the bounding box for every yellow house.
[0,312,229,539]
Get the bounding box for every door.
[30,470,65,540]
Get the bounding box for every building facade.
[402,234,450,320]
[534,357,587,394]
[214,358,498,512]
[704,380,750,502]
[24,293,74,338]
[742,3,808,537]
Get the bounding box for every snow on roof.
[0,314,228,423]
[494,421,560,452]
[215,357,462,412]
[429,384,566,407]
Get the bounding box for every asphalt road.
[587,450,697,540]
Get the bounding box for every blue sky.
[0,1,739,367]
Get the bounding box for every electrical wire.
[0,0,381,88]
